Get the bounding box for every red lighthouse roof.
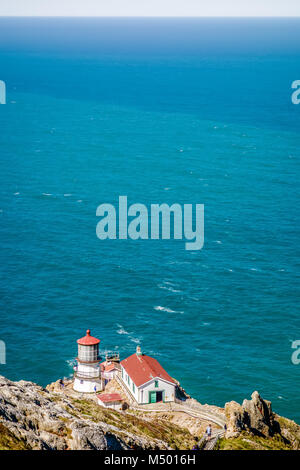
[77,329,100,346]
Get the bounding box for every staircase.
[115,373,137,405]
[200,430,225,450]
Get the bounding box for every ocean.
[0,17,299,422]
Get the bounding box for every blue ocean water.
[0,18,299,422]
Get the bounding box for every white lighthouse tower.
[73,329,103,393]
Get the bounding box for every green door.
[149,391,156,403]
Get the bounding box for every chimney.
[136,345,142,356]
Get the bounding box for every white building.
[97,393,123,411]
[120,346,177,404]
[101,361,120,383]
[73,329,103,393]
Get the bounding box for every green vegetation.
[277,416,300,449]
[69,398,197,450]
[2,390,298,451]
[217,432,292,451]
[0,423,29,450]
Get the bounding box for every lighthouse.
[73,329,103,393]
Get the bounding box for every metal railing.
[105,351,120,362]
[115,373,137,403]
[74,371,101,380]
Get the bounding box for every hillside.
[0,375,299,450]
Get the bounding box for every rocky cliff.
[222,391,300,450]
[0,375,197,450]
[0,375,299,450]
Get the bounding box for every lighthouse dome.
[77,329,100,346]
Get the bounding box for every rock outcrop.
[224,400,246,438]
[225,391,279,438]
[1,375,299,450]
[0,375,170,450]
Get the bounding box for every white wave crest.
[154,306,183,314]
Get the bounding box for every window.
[78,344,98,362]
[132,383,135,393]
[155,380,159,388]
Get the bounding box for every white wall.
[120,365,175,404]
[73,377,102,393]
[102,369,118,380]
[97,398,122,411]
[77,363,100,377]
[139,378,175,404]
[120,365,139,401]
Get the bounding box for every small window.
[155,380,159,388]
[132,383,135,393]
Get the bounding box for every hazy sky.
[1,0,300,17]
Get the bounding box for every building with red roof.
[97,393,123,410]
[101,359,121,383]
[120,346,177,404]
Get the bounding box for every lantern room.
[77,329,100,362]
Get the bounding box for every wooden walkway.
[197,429,224,450]
[201,430,224,450]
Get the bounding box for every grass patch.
[70,398,197,450]
[218,432,293,451]
[0,423,30,450]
